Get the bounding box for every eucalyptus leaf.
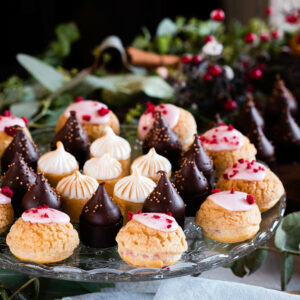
[280,252,293,291]
[245,248,268,274]
[142,76,174,98]
[156,18,177,36]
[10,101,41,119]
[230,259,247,277]
[17,54,66,92]
[275,212,300,252]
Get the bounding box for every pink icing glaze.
[22,207,70,224]
[223,160,266,181]
[138,103,180,140]
[0,191,11,205]
[208,190,254,211]
[200,125,244,151]
[0,116,25,132]
[132,213,179,232]
[64,100,110,124]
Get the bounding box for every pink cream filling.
[22,207,70,224]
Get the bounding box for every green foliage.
[280,252,293,291]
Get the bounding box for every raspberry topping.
[75,96,84,102]
[211,188,221,194]
[21,116,28,126]
[82,115,91,121]
[3,110,11,117]
[247,194,255,205]
[97,107,110,117]
[1,186,13,198]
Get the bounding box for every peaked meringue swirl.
[114,167,156,203]
[131,147,171,179]
[83,153,122,180]
[90,127,131,160]
[38,141,78,175]
[56,171,98,200]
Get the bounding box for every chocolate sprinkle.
[79,183,123,248]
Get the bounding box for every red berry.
[247,194,255,205]
[128,211,134,221]
[271,30,279,39]
[211,188,221,194]
[244,33,257,43]
[1,186,13,198]
[3,110,11,117]
[97,107,110,117]
[230,188,235,194]
[167,212,172,216]
[227,124,234,131]
[207,65,222,77]
[260,34,269,42]
[210,9,225,22]
[224,99,237,112]
[191,55,202,65]
[250,68,262,80]
[204,35,214,43]
[181,55,191,64]
[265,7,272,15]
[82,115,91,121]
[145,102,156,115]
[286,14,298,24]
[75,96,84,102]
[21,116,28,126]
[153,215,160,219]
[238,159,245,164]
[203,73,212,82]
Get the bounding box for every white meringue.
[38,141,78,175]
[131,148,171,179]
[113,167,156,203]
[83,153,122,180]
[90,126,131,160]
[56,171,98,200]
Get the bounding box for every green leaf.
[275,212,300,252]
[245,248,268,274]
[142,76,174,98]
[280,252,293,291]
[17,54,66,92]
[230,259,247,277]
[0,287,8,300]
[10,101,41,119]
[156,18,177,36]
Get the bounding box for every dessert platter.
[0,98,286,282]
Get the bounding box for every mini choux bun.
[137,103,197,150]
[55,99,120,141]
[195,190,261,243]
[116,212,187,268]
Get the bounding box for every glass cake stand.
[0,126,286,282]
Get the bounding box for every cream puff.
[0,187,14,234]
[90,126,131,175]
[195,190,261,243]
[83,153,123,197]
[216,159,284,212]
[55,98,120,141]
[0,111,31,159]
[116,212,187,268]
[130,147,171,183]
[37,141,79,187]
[138,102,197,150]
[200,124,257,175]
[56,171,98,222]
[6,205,79,263]
[113,167,156,224]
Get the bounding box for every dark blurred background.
[0,0,270,80]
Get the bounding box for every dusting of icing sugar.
[208,190,254,211]
[200,124,244,151]
[223,160,266,181]
[22,206,70,224]
[138,103,180,140]
[132,212,179,232]
[0,116,26,132]
[64,100,110,124]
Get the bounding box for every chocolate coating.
[142,111,182,170]
[142,171,185,228]
[270,98,300,163]
[265,76,298,128]
[51,111,90,168]
[182,134,215,188]
[1,126,40,173]
[246,122,276,167]
[1,153,36,215]
[174,156,210,216]
[21,172,61,213]
[234,94,264,134]
[80,183,123,248]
